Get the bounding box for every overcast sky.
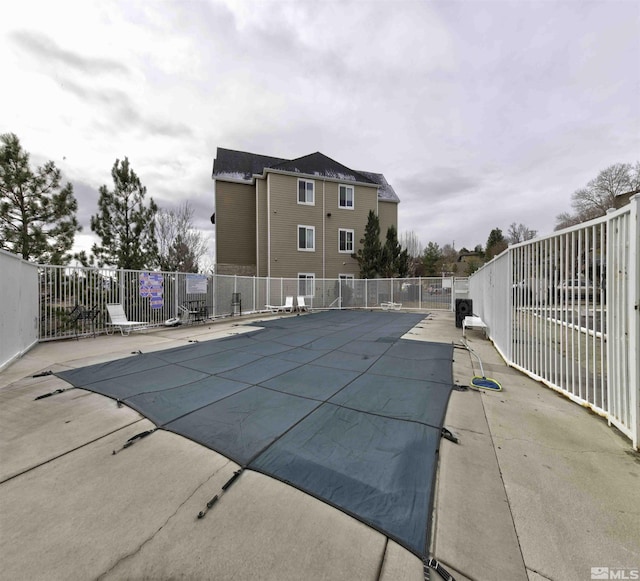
[2,0,639,261]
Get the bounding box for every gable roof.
[271,152,377,185]
[212,148,287,181]
[213,147,400,203]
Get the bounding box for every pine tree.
[354,210,381,278]
[485,228,508,260]
[91,157,158,269]
[0,133,80,264]
[380,224,409,277]
[422,242,442,276]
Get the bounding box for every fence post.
[450,277,454,311]
[119,269,125,305]
[365,279,368,309]
[629,195,639,449]
[174,271,179,318]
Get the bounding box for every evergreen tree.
[485,228,508,260]
[422,242,442,276]
[91,157,158,269]
[354,210,381,278]
[380,224,409,277]
[0,133,80,264]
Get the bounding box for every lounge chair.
[296,296,309,312]
[265,296,294,313]
[462,315,488,338]
[380,301,402,311]
[105,303,149,336]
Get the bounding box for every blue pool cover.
[55,310,454,557]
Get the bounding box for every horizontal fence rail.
[36,269,467,341]
[469,195,639,449]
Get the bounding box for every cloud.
[71,181,100,230]
[2,0,638,264]
[10,30,130,76]
[59,77,192,139]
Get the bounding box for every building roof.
[213,147,400,203]
[212,148,287,181]
[355,171,399,202]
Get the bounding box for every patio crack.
[95,460,233,580]
[494,436,626,455]
[526,565,556,580]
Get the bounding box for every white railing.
[33,268,465,341]
[469,195,639,449]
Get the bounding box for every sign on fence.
[139,272,164,309]
[186,274,208,294]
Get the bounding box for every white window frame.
[338,228,355,253]
[298,273,315,297]
[338,274,355,287]
[338,184,354,209]
[298,179,315,205]
[297,225,315,251]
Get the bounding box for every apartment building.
[212,147,399,283]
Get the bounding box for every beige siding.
[268,173,324,278]
[215,181,256,267]
[215,172,396,280]
[378,200,398,239]
[324,181,377,278]
[256,178,268,277]
[267,173,380,279]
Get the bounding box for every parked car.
[558,279,595,300]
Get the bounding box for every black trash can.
[231,292,242,316]
[455,299,472,328]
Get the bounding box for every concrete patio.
[1,310,638,581]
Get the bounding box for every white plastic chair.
[265,296,294,313]
[105,304,149,336]
[296,296,309,312]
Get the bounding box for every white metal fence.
[469,195,639,448]
[0,250,39,371]
[36,267,465,341]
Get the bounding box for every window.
[298,273,315,297]
[298,179,314,205]
[339,274,354,287]
[298,225,315,251]
[339,184,354,209]
[338,229,354,253]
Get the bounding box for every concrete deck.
[1,311,638,581]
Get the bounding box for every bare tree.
[555,162,639,229]
[439,243,459,275]
[156,201,208,272]
[507,222,537,244]
[399,230,423,257]
[554,211,584,231]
